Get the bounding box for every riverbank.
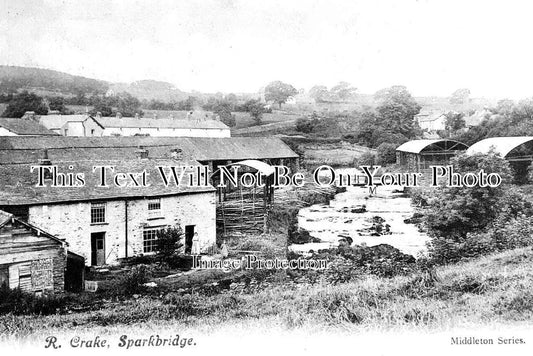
[2,246,532,341]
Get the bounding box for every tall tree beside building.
[264,81,297,108]
[1,91,48,117]
[242,99,265,124]
[374,85,421,138]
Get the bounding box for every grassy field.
[1,247,532,341]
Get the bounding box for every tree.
[116,92,143,117]
[444,112,465,132]
[1,91,48,117]
[213,101,236,127]
[264,81,297,109]
[156,225,184,262]
[376,143,398,165]
[242,99,265,124]
[309,85,330,103]
[330,81,357,102]
[449,88,471,105]
[374,86,421,138]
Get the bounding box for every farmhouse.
[0,118,58,136]
[0,209,69,293]
[0,158,217,266]
[414,112,447,132]
[466,136,533,183]
[396,139,469,172]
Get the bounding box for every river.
[290,170,430,258]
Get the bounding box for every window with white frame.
[147,198,161,217]
[90,202,106,224]
[143,227,162,253]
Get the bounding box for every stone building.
[0,158,216,266]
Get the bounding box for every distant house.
[415,112,447,132]
[38,114,104,136]
[0,209,68,293]
[0,157,217,266]
[0,118,58,136]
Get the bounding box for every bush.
[110,265,149,296]
[156,226,184,262]
[376,142,397,165]
[295,117,319,133]
[354,151,376,167]
[0,285,68,315]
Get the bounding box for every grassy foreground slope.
[1,247,532,340]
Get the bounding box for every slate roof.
[0,118,58,136]
[38,114,94,130]
[396,139,469,154]
[0,159,215,206]
[0,136,299,165]
[96,117,229,130]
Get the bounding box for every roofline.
[0,212,66,246]
[0,188,216,207]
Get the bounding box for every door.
[184,225,195,254]
[0,265,8,289]
[91,232,106,266]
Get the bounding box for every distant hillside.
[110,79,189,102]
[0,65,109,96]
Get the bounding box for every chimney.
[135,146,149,159]
[116,112,122,119]
[96,112,102,119]
[170,148,183,160]
[23,111,36,120]
[39,149,53,180]
[153,113,157,119]
[135,113,139,119]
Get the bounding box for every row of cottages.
[33,110,230,138]
[0,210,84,293]
[0,157,217,267]
[396,137,533,183]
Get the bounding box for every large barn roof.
[396,139,469,154]
[0,136,299,165]
[466,137,533,157]
[96,117,229,130]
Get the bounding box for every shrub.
[376,142,398,165]
[110,265,149,296]
[354,151,376,167]
[156,225,184,262]
[0,285,68,315]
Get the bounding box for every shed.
[396,139,469,172]
[0,210,67,293]
[466,136,533,183]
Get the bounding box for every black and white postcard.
[0,1,532,355]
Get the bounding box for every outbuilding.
[466,136,533,183]
[396,139,469,172]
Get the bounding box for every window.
[147,198,161,218]
[90,202,106,224]
[143,227,162,253]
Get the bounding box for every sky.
[1,0,533,98]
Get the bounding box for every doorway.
[184,225,195,254]
[91,232,106,266]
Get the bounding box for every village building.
[36,111,230,138]
[466,136,533,183]
[396,139,469,172]
[0,209,71,293]
[0,157,217,267]
[414,112,447,132]
[0,118,58,136]
[38,114,104,136]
